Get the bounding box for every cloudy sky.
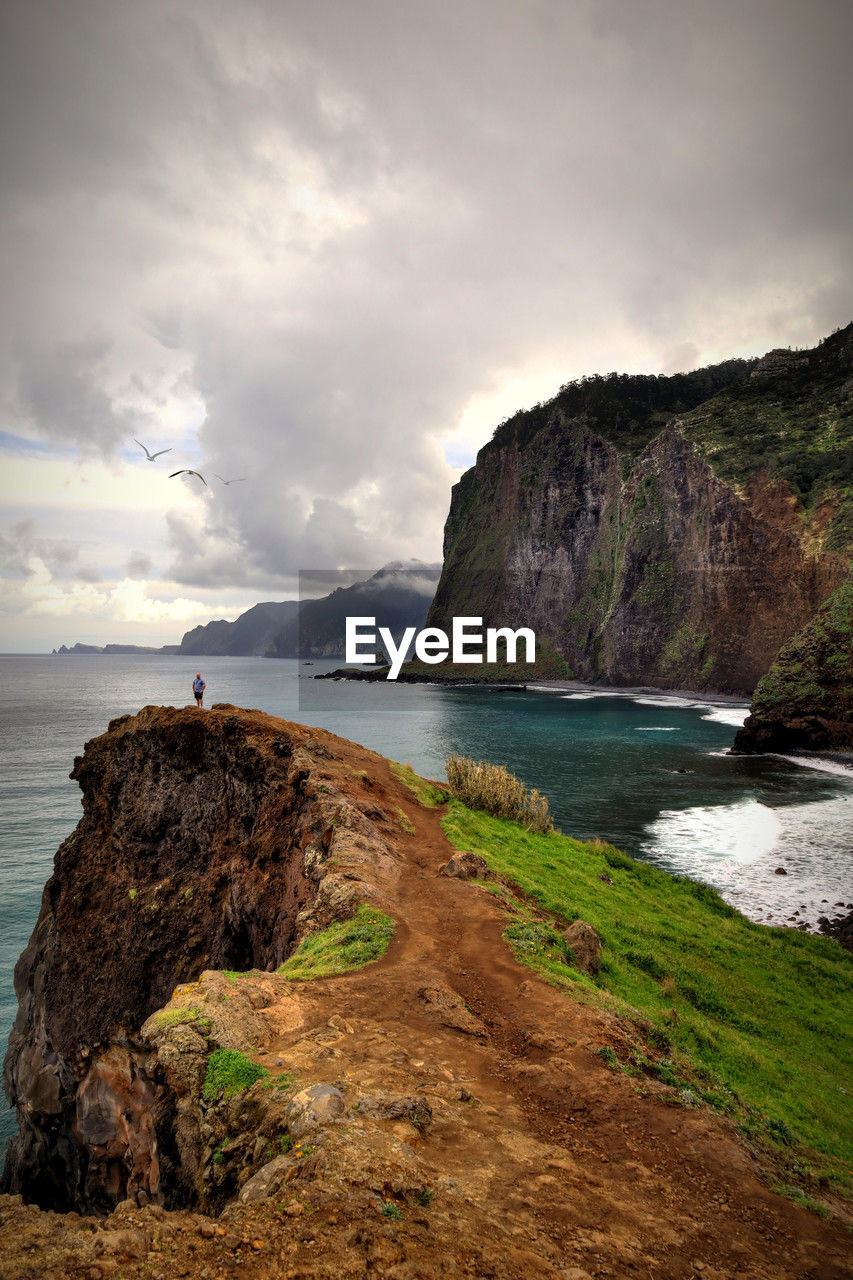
[1,0,850,650]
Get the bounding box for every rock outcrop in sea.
[733,574,853,753]
[427,325,852,695]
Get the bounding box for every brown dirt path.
[242,743,852,1279]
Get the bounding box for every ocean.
[1,653,851,1157]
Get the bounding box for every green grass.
[148,1005,213,1035]
[390,761,447,808]
[259,1071,294,1092]
[442,800,853,1180]
[277,904,395,981]
[202,1048,269,1099]
[394,806,416,834]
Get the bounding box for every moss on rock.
[733,575,853,752]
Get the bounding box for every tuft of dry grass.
[444,754,554,834]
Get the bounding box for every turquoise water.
[1,654,851,1156]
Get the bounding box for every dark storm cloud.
[1,0,850,589]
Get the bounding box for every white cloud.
[0,0,850,647]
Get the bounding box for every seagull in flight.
[134,439,172,462]
[169,469,207,486]
[215,474,247,485]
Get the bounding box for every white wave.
[645,798,784,865]
[635,726,679,732]
[700,707,749,728]
[558,689,630,699]
[775,754,853,780]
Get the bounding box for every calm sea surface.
[1,654,851,1155]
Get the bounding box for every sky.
[0,0,850,650]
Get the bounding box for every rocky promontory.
[733,575,853,753]
[1,705,397,1212]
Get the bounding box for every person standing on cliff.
[193,673,205,708]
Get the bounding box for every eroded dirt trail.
[242,748,851,1279]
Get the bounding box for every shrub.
[445,755,554,833]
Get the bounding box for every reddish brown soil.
[1,713,850,1279]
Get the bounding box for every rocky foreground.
[1,705,850,1278]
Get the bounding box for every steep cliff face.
[733,575,853,753]
[429,326,852,694]
[1,705,395,1213]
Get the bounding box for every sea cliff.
[1,705,394,1212]
[428,326,852,695]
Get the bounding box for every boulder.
[440,852,489,880]
[238,1154,296,1204]
[286,1084,346,1139]
[564,921,602,975]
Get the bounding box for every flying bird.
[215,474,247,485]
[169,469,207,486]
[134,439,172,461]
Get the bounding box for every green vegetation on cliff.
[734,574,853,752]
[750,575,853,721]
[489,357,753,458]
[203,1048,269,1099]
[484,325,852,552]
[439,799,852,1180]
[678,332,853,552]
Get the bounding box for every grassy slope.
[440,800,852,1178]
